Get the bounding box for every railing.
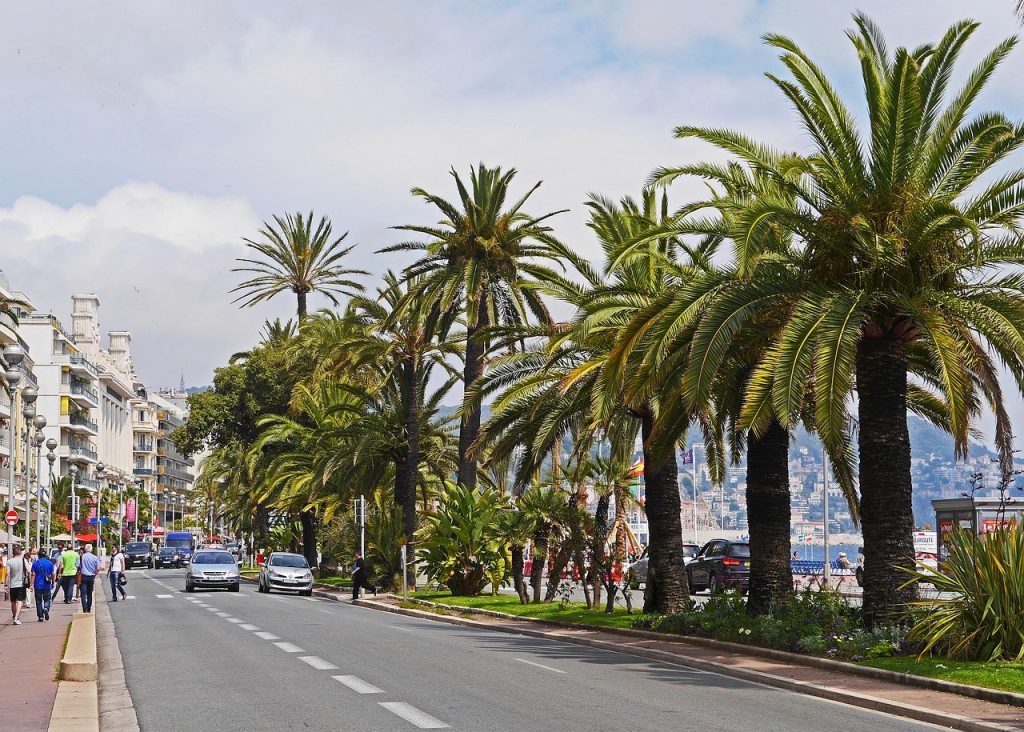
[69,444,98,461]
[133,468,154,476]
[134,441,154,452]
[70,383,99,401]
[69,353,98,375]
[75,477,99,489]
[69,413,99,432]
[20,368,38,387]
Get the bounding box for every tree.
[386,164,567,491]
[672,16,1024,624]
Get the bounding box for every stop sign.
[5,509,18,526]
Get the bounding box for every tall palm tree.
[231,210,366,567]
[232,211,366,317]
[671,16,1024,624]
[385,164,568,491]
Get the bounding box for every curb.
[49,591,102,732]
[60,611,97,682]
[355,599,1020,732]
[399,596,1024,710]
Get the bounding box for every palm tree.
[670,16,1024,624]
[232,211,366,317]
[231,210,366,568]
[385,164,568,491]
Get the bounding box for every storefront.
[932,497,1023,558]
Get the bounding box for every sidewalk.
[354,594,1024,731]
[0,589,80,732]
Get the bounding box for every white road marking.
[306,597,316,601]
[316,608,333,615]
[298,656,338,670]
[226,618,243,623]
[378,702,449,729]
[332,675,383,694]
[155,594,172,599]
[125,595,137,599]
[514,658,566,674]
[215,612,231,617]
[273,642,305,653]
[206,607,219,612]
[390,625,414,632]
[239,624,259,631]
[253,631,280,640]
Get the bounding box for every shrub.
[903,526,1024,662]
[416,482,508,596]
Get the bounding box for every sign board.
[913,531,937,555]
[982,518,1017,534]
[4,509,18,526]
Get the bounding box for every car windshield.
[158,548,176,555]
[728,543,751,558]
[682,545,698,557]
[126,543,150,552]
[193,552,235,564]
[270,554,308,568]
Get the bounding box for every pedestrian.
[0,549,7,601]
[31,548,56,622]
[350,551,376,601]
[77,544,101,613]
[792,550,799,560]
[837,551,851,569]
[5,545,30,625]
[107,544,127,602]
[59,544,79,603]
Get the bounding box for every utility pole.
[823,449,831,585]
[691,444,700,544]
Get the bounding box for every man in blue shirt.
[77,544,101,613]
[30,548,57,622]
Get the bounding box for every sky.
[2,1,1024,437]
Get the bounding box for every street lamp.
[69,462,79,551]
[21,386,37,547]
[4,344,24,559]
[45,437,57,549]
[32,426,44,548]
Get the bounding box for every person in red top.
[255,550,265,567]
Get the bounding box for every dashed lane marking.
[298,656,338,670]
[215,612,231,617]
[332,675,383,694]
[273,642,305,653]
[378,702,449,729]
[239,624,259,631]
[514,658,566,674]
[253,632,280,640]
[226,618,244,623]
[155,594,173,599]
[390,625,414,632]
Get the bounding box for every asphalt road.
[107,568,942,731]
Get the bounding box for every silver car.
[627,543,701,589]
[185,550,241,592]
[258,552,314,596]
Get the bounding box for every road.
[108,568,941,731]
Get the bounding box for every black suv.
[124,541,154,569]
[686,540,751,594]
[155,546,181,569]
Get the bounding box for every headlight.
[268,570,283,579]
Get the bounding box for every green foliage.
[904,527,1024,662]
[416,482,509,596]
[640,589,908,661]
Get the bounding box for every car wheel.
[230,584,240,593]
[148,560,153,569]
[301,589,313,597]
[708,574,719,595]
[185,580,193,593]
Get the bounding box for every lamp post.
[823,450,830,585]
[45,438,57,550]
[21,386,37,547]
[69,463,79,551]
[4,343,24,559]
[32,423,45,547]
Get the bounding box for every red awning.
[76,533,99,542]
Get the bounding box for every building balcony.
[65,412,99,436]
[69,354,98,378]
[133,468,155,476]
[133,420,156,433]
[134,441,154,453]
[75,476,99,490]
[68,443,98,463]
[69,382,99,407]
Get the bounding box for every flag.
[628,458,644,477]
[680,448,694,465]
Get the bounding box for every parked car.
[626,543,700,589]
[155,546,182,569]
[124,541,154,569]
[258,552,314,596]
[185,550,241,592]
[686,539,750,594]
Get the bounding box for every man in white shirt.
[106,545,128,602]
[5,546,30,625]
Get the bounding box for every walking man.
[59,544,78,603]
[5,546,30,625]
[31,548,56,622]
[107,545,127,602]
[351,551,376,601]
[78,544,101,613]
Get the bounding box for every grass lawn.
[410,591,648,630]
[861,657,1024,694]
[317,575,353,588]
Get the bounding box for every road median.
[49,600,101,732]
[355,595,1024,731]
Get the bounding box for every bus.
[165,531,196,564]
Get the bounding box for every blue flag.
[680,448,694,465]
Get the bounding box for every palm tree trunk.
[296,290,308,318]
[745,419,793,616]
[592,494,609,609]
[294,287,316,568]
[640,410,689,614]
[511,545,528,603]
[395,360,420,590]
[529,524,549,603]
[458,299,489,491]
[857,334,918,627]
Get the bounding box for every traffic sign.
[5,509,18,526]
[88,517,109,525]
